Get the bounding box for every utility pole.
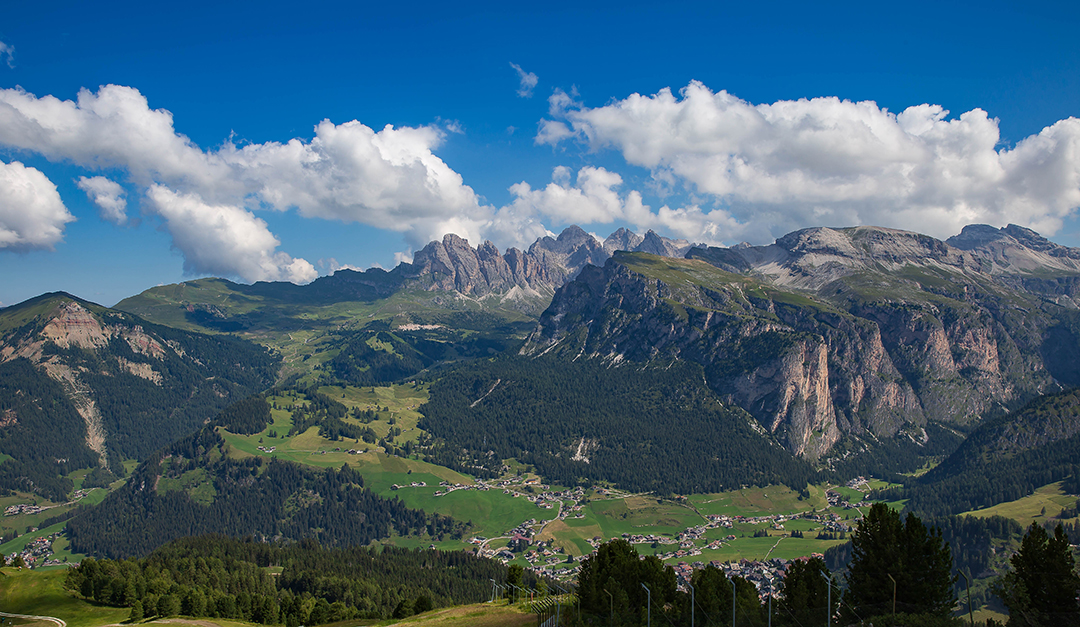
[555,584,567,627]
[604,587,613,624]
[730,577,736,627]
[489,579,496,603]
[688,582,695,627]
[641,583,651,627]
[888,573,897,623]
[958,570,974,626]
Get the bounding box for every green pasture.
[0,568,128,627]
[832,486,865,503]
[964,481,1079,528]
[393,485,556,540]
[225,384,431,462]
[354,453,472,492]
[688,485,820,516]
[584,496,704,538]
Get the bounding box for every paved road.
[0,611,66,627]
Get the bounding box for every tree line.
[576,504,1079,626]
[65,427,465,559]
[63,534,517,625]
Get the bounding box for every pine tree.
[993,523,1080,626]
[777,556,836,626]
[844,503,956,620]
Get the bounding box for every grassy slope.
[116,278,541,382]
[963,481,1080,529]
[0,569,127,626]
[213,386,870,567]
[376,603,535,627]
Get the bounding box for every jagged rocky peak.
[603,227,644,255]
[408,227,611,296]
[635,230,694,258]
[405,225,713,296]
[528,225,609,277]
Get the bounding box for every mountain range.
[4,222,1080,498]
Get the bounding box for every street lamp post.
[958,570,974,626]
[820,570,837,627]
[687,583,695,627]
[641,583,651,627]
[730,578,736,627]
[888,573,897,623]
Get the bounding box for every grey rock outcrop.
[524,224,1080,459]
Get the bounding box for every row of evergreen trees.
[64,535,511,624]
[576,504,1080,626]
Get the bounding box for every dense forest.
[64,534,517,624]
[879,389,1080,516]
[326,318,517,387]
[66,427,464,559]
[0,301,279,501]
[62,321,280,461]
[419,355,816,494]
[0,358,101,500]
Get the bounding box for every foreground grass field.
[375,603,535,627]
[0,569,128,627]
[0,567,535,627]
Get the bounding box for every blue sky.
[2,0,1079,306]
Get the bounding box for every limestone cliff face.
[523,225,1078,459]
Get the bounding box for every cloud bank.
[0,159,74,251]
[0,84,487,281]
[2,80,1079,283]
[539,81,1080,243]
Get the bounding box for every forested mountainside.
[883,388,1080,516]
[65,425,463,559]
[9,222,1080,503]
[524,224,1080,462]
[0,293,278,500]
[418,355,816,494]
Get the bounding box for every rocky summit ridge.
[407,225,694,297]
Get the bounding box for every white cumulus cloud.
[0,84,489,277]
[145,185,316,284]
[0,159,74,251]
[77,176,127,224]
[495,165,740,246]
[510,62,538,98]
[0,42,13,69]
[539,81,1080,243]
